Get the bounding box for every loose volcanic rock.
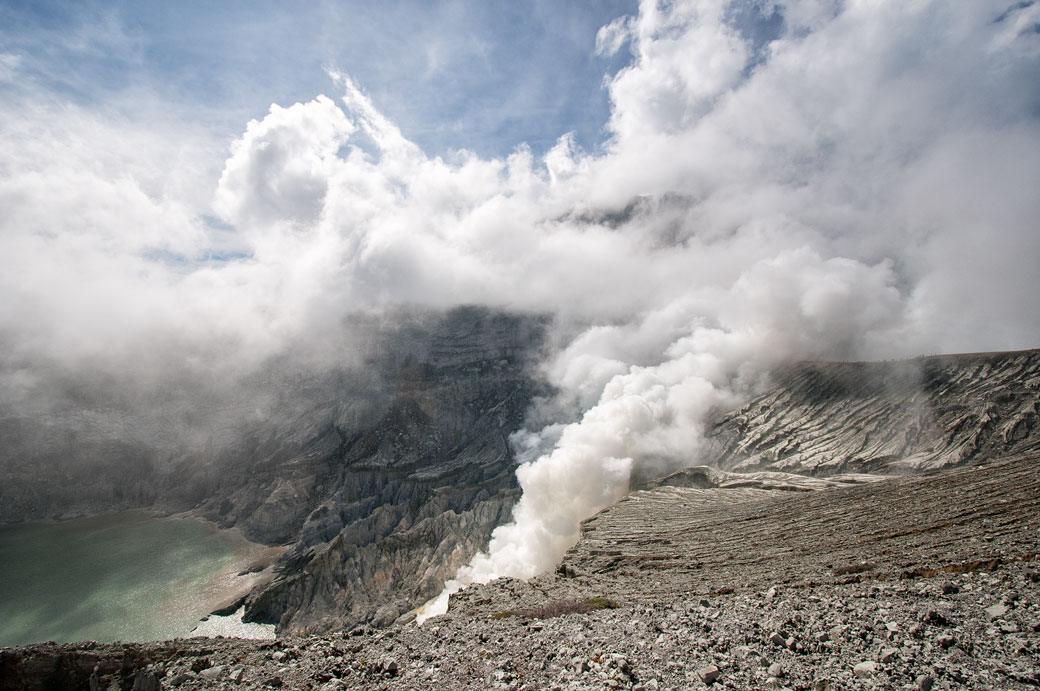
[4,351,1040,689]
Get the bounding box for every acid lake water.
[0,511,273,647]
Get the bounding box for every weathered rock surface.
[0,306,549,634]
[701,349,1040,475]
[4,451,1038,690]
[449,450,1040,616]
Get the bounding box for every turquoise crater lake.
[0,511,277,647]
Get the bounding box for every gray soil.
[4,452,1038,690]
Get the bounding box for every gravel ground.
[3,453,1039,690]
[4,562,1038,690]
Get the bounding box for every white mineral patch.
[189,607,275,640]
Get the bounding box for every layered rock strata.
[700,349,1040,475]
[3,344,1038,640]
[0,307,549,634]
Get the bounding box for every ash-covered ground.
[4,452,1038,690]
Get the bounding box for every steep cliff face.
[230,308,547,633]
[701,350,1040,475]
[0,306,549,634]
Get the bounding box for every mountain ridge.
[700,348,1040,476]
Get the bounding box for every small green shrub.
[582,596,619,610]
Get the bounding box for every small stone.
[167,673,192,687]
[768,663,784,678]
[697,665,721,685]
[765,587,777,600]
[936,634,956,649]
[985,603,1008,620]
[813,680,832,691]
[917,675,935,691]
[769,631,786,646]
[271,651,287,662]
[941,582,959,595]
[785,635,797,651]
[229,668,244,682]
[732,645,756,660]
[199,666,226,681]
[853,661,878,677]
[880,648,898,663]
[633,680,660,691]
[319,682,345,691]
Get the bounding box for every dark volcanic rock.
[4,340,1039,645]
[228,308,548,633]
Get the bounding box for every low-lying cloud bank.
[2,0,1038,605]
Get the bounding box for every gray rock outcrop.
[701,350,1040,475]
[3,338,1039,641]
[0,306,549,634]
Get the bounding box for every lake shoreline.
[0,510,287,647]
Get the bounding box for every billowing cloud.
[215,95,356,231]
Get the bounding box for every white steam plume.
[418,249,905,619]
[412,0,1040,618]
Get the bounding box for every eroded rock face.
[4,339,1038,638]
[0,306,549,634]
[226,308,547,633]
[701,350,1040,475]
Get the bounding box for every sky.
[2,0,1040,596]
[0,0,636,158]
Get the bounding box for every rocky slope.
[3,451,1038,690]
[451,450,1040,616]
[3,344,1039,644]
[0,306,549,634]
[700,349,1040,475]
[208,308,549,633]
